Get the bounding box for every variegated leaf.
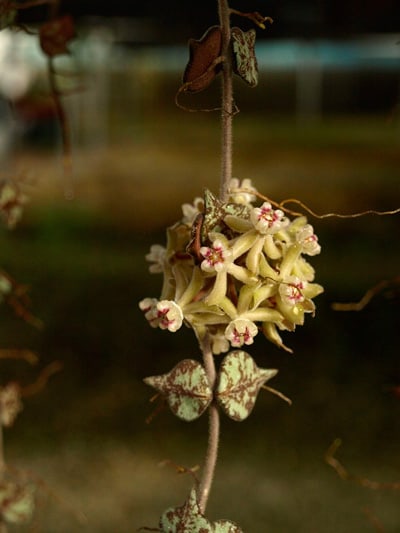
[160,488,212,532]
[159,488,243,532]
[144,359,212,422]
[201,189,250,241]
[231,27,258,87]
[187,188,249,259]
[216,350,277,421]
[214,519,244,532]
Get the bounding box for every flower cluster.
[139,179,323,354]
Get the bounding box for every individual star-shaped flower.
[199,234,257,305]
[139,298,183,333]
[200,237,233,273]
[296,224,321,256]
[250,202,289,235]
[278,276,306,306]
[225,318,258,348]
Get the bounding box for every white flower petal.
[200,239,233,273]
[296,224,321,256]
[278,277,306,306]
[228,178,257,205]
[225,318,258,347]
[250,202,289,235]
[156,300,184,332]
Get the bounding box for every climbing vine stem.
[218,0,234,202]
[196,0,234,511]
[197,333,220,514]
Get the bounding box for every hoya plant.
[139,1,323,530]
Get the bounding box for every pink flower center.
[287,283,304,303]
[204,245,225,266]
[156,306,174,328]
[258,205,280,227]
[233,326,252,344]
[304,234,318,245]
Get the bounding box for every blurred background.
[0,1,399,531]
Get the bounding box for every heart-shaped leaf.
[231,27,258,87]
[160,488,211,532]
[159,488,243,532]
[216,350,277,421]
[144,359,212,422]
[202,189,250,240]
[182,26,223,93]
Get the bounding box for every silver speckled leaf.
[214,520,244,532]
[216,350,277,421]
[159,488,243,532]
[144,359,212,422]
[160,488,212,532]
[231,27,258,87]
[202,189,249,240]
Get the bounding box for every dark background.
[19,0,400,41]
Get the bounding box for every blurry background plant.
[0,161,64,533]
[0,351,62,532]
[0,0,399,531]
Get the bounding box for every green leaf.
[231,27,258,87]
[214,519,244,532]
[201,189,249,241]
[160,488,212,532]
[216,350,277,421]
[144,359,212,422]
[159,488,243,532]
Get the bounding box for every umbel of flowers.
[140,178,323,356]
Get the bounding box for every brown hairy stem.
[197,0,234,514]
[218,0,234,202]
